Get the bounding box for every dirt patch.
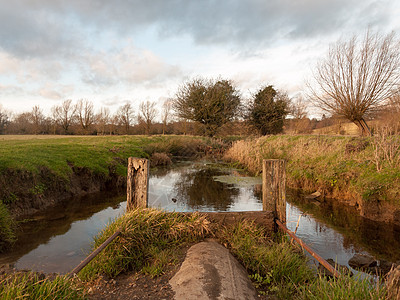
[86,272,175,300]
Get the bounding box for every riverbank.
[225,135,400,225]
[0,135,227,251]
[0,208,389,299]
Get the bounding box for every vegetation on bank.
[225,135,400,208]
[0,272,85,300]
[0,208,388,299]
[80,208,386,299]
[0,135,226,251]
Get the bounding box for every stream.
[1,161,399,274]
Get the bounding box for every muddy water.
[1,161,399,274]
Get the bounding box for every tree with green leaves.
[173,77,241,136]
[247,86,289,135]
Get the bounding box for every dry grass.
[225,135,400,204]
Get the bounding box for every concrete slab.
[169,239,257,300]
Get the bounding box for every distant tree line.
[0,79,296,137]
[2,31,400,139]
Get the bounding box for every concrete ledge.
[169,239,257,300]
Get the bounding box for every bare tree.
[75,99,94,132]
[287,96,310,134]
[308,30,400,136]
[0,104,10,134]
[289,95,308,120]
[139,100,158,135]
[116,103,134,134]
[96,107,111,135]
[51,99,76,134]
[161,98,173,135]
[30,105,45,134]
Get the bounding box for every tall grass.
[79,208,211,280]
[299,273,387,300]
[0,272,85,300]
[217,220,314,298]
[225,135,400,206]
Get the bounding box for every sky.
[0,0,399,118]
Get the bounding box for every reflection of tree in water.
[173,168,239,211]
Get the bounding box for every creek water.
[1,161,399,274]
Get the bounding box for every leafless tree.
[51,99,76,133]
[30,105,45,134]
[116,103,134,134]
[289,95,308,120]
[161,98,173,135]
[75,99,94,132]
[0,104,10,134]
[308,30,400,136]
[139,100,158,135]
[96,107,111,135]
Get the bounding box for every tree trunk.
[354,119,372,136]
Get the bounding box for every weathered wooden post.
[127,157,149,210]
[262,159,286,229]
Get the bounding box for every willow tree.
[308,31,400,136]
[173,78,241,136]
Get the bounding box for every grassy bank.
[81,208,386,299]
[225,135,400,224]
[1,208,388,299]
[0,135,221,251]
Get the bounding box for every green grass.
[78,208,211,281]
[77,209,386,299]
[0,135,213,251]
[0,272,86,300]
[217,220,314,298]
[299,273,387,300]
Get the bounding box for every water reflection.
[1,161,399,274]
[287,190,400,263]
[149,162,262,212]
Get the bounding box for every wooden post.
[262,159,286,227]
[127,157,149,210]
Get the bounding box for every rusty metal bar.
[69,229,121,277]
[275,219,341,278]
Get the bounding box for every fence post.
[127,157,149,210]
[262,159,286,229]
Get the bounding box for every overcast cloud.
[0,0,399,114]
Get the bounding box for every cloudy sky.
[1,0,399,118]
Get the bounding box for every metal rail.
[275,219,341,278]
[69,229,121,277]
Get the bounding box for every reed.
[0,272,85,300]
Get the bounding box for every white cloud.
[80,45,181,86]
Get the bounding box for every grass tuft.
[0,272,85,300]
[299,273,387,300]
[78,208,211,280]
